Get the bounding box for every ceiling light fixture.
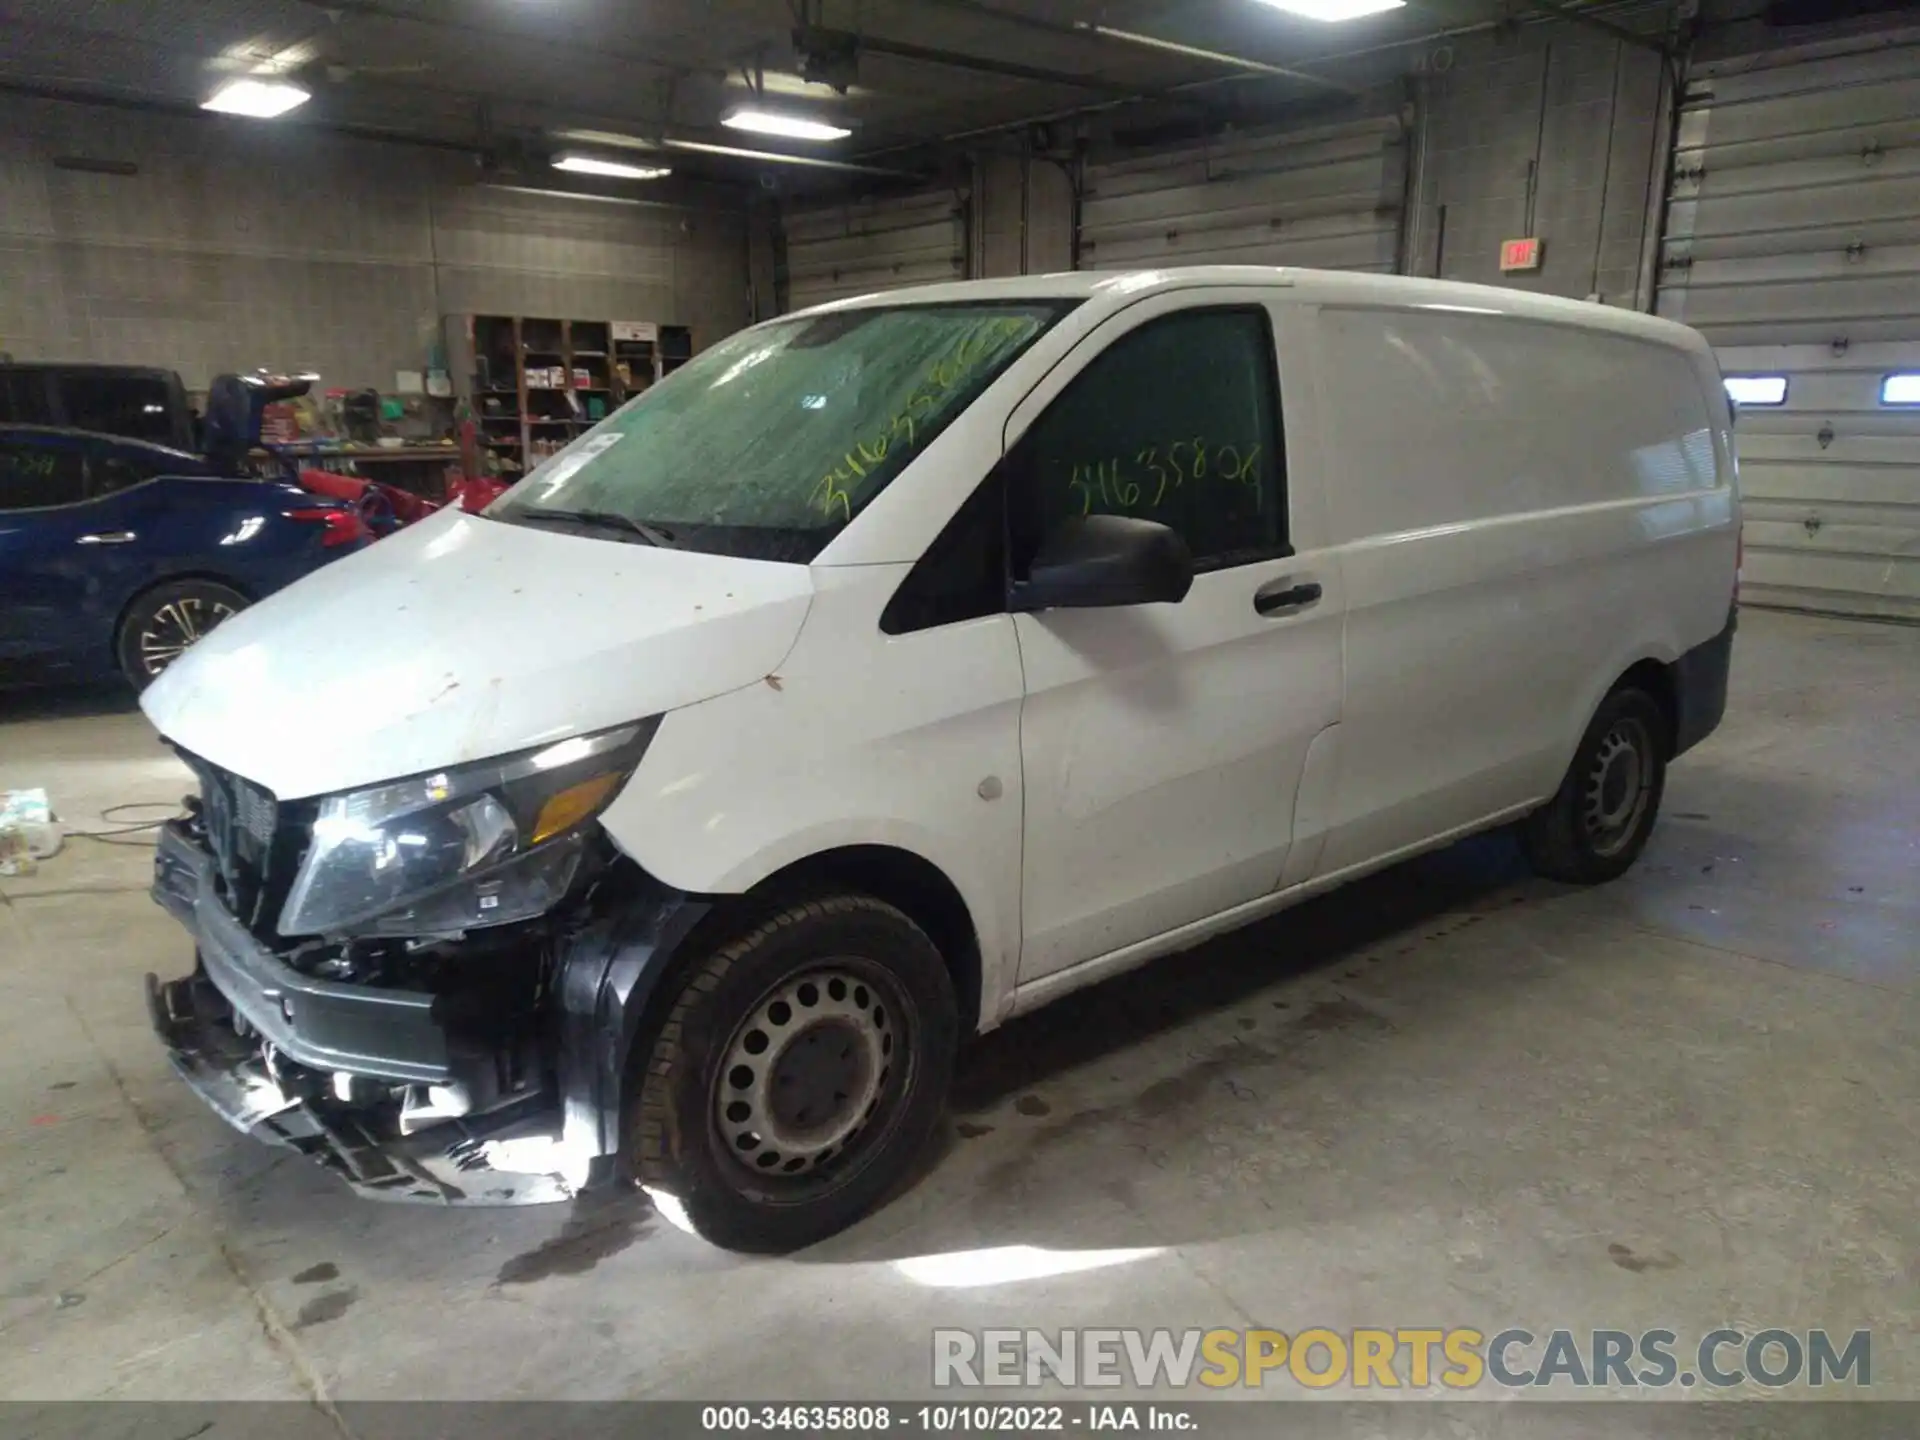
[1250,0,1406,20]
[722,108,852,142]
[551,152,672,180]
[202,78,311,118]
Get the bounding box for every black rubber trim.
[556,871,714,1161]
[1672,603,1737,757]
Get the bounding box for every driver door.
[1008,292,1343,983]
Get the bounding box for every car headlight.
[277,720,657,938]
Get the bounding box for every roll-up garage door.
[782,190,967,312]
[1656,42,1920,621]
[1079,114,1406,273]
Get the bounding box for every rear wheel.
[1520,686,1668,884]
[630,894,957,1252]
[116,579,248,691]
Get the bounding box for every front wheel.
[630,894,957,1252]
[1520,686,1668,884]
[116,579,249,691]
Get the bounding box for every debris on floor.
[0,788,61,875]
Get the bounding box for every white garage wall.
[1657,34,1920,621]
[0,95,753,394]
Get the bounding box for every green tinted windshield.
[488,301,1073,562]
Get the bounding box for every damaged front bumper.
[147,819,584,1205]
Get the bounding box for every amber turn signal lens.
[530,771,625,844]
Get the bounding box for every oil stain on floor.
[495,1193,656,1286]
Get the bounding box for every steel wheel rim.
[139,596,235,676]
[714,964,903,1181]
[1581,715,1653,857]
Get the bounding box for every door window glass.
[1010,308,1288,573]
[58,373,175,444]
[89,451,154,498]
[0,442,87,510]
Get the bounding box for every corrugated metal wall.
[1657,41,1920,620]
[1078,115,1406,273]
[781,189,968,311]
[0,95,752,393]
[1405,20,1668,305]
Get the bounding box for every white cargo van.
[142,268,1737,1250]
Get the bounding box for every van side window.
[880,473,1006,635]
[1008,308,1287,574]
[0,442,87,510]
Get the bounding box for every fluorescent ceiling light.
[202,78,311,118]
[1724,375,1787,407]
[552,152,672,180]
[726,69,866,99]
[722,108,852,142]
[1881,372,1920,405]
[1251,0,1406,19]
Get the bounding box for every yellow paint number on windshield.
[810,316,1038,521]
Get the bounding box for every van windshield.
[487,300,1073,562]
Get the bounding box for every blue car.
[0,426,370,691]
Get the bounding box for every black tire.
[1520,686,1669,884]
[116,579,249,691]
[630,894,957,1253]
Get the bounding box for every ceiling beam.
[1071,24,1365,97]
[842,30,1193,102]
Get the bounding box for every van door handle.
[1254,579,1322,615]
[77,531,137,546]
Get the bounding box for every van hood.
[141,508,814,800]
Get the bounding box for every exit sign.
[1500,237,1544,272]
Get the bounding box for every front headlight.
[277,720,657,938]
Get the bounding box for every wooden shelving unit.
[461,314,696,471]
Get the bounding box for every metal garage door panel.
[1735,431,1920,468]
[783,191,965,312]
[1740,550,1920,618]
[1080,116,1404,275]
[1658,39,1920,618]
[1740,462,1919,507]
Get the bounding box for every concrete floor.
[1,608,1914,1410]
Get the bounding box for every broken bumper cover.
[147,819,582,1205]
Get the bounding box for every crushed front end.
[145,729,675,1205]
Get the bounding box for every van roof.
[800,266,1707,351]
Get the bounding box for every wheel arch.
[1612,656,1679,758]
[558,842,987,1174]
[736,844,984,1039]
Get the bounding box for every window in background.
[1724,375,1788,407]
[1881,373,1920,406]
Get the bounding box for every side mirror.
[1011,514,1194,612]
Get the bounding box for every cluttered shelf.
[461,312,695,468]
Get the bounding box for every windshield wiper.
[511,507,677,547]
